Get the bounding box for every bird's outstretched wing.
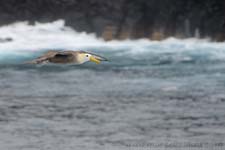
[26,50,59,64]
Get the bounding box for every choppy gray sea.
[0,21,225,150]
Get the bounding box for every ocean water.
[0,20,225,150]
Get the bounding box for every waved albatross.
[27,50,108,64]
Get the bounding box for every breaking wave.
[0,19,225,65]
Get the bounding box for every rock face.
[0,0,224,41]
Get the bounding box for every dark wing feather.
[49,52,74,63]
[26,51,59,64]
[54,53,72,58]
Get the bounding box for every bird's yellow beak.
[90,56,100,64]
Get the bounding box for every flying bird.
[27,50,108,64]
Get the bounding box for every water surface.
[0,21,225,150]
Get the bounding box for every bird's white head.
[78,52,108,64]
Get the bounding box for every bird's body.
[28,50,108,64]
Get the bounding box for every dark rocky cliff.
[0,0,224,41]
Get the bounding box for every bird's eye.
[86,55,89,57]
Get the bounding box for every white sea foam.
[0,20,225,62]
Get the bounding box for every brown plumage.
[27,50,108,64]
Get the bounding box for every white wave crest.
[0,19,225,63]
